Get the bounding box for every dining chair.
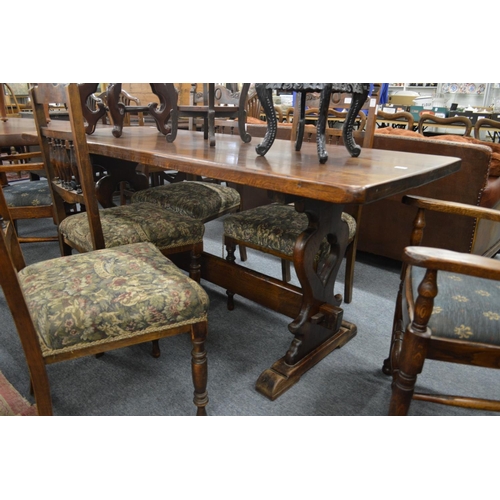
[166,83,252,146]
[223,202,357,309]
[0,179,209,416]
[0,149,58,243]
[376,110,415,130]
[384,194,500,415]
[30,83,207,283]
[474,117,500,142]
[418,114,473,137]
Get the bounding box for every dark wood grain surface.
[22,121,461,204]
[0,117,39,147]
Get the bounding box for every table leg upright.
[255,199,358,400]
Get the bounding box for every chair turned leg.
[189,249,202,283]
[281,259,291,283]
[388,328,428,416]
[239,245,247,262]
[225,240,237,310]
[151,340,161,358]
[190,322,208,416]
[344,206,361,304]
[343,240,355,304]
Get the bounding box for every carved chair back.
[30,83,106,250]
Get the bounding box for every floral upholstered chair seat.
[411,267,500,345]
[223,203,356,259]
[59,202,204,252]
[3,179,52,207]
[18,242,209,355]
[131,181,240,221]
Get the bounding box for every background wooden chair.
[384,194,500,415]
[474,117,500,142]
[31,83,206,287]
[1,83,23,117]
[166,83,251,146]
[0,175,209,416]
[0,149,58,243]
[418,114,473,137]
[376,110,415,130]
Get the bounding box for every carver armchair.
[384,194,500,415]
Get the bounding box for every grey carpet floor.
[1,215,498,416]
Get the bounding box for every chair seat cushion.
[411,266,500,345]
[59,202,204,252]
[131,181,240,221]
[223,203,356,257]
[3,179,52,207]
[18,242,209,355]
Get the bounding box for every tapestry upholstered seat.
[223,203,357,308]
[19,242,209,354]
[131,181,241,222]
[58,201,204,254]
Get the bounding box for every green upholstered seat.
[223,203,356,257]
[131,181,240,222]
[18,242,209,356]
[3,179,52,208]
[412,267,500,345]
[59,201,204,253]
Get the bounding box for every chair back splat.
[31,83,206,285]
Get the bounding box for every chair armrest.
[403,195,500,223]
[404,246,500,280]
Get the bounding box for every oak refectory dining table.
[23,122,462,400]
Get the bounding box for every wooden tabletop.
[23,121,462,205]
[0,117,39,148]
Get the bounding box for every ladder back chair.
[31,83,206,286]
[0,149,58,243]
[0,179,209,416]
[384,194,500,415]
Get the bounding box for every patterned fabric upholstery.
[18,242,209,355]
[131,181,241,221]
[59,202,204,252]
[223,203,356,257]
[3,179,52,207]
[411,266,500,345]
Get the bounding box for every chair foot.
[226,290,235,310]
[151,340,161,358]
[382,357,392,375]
